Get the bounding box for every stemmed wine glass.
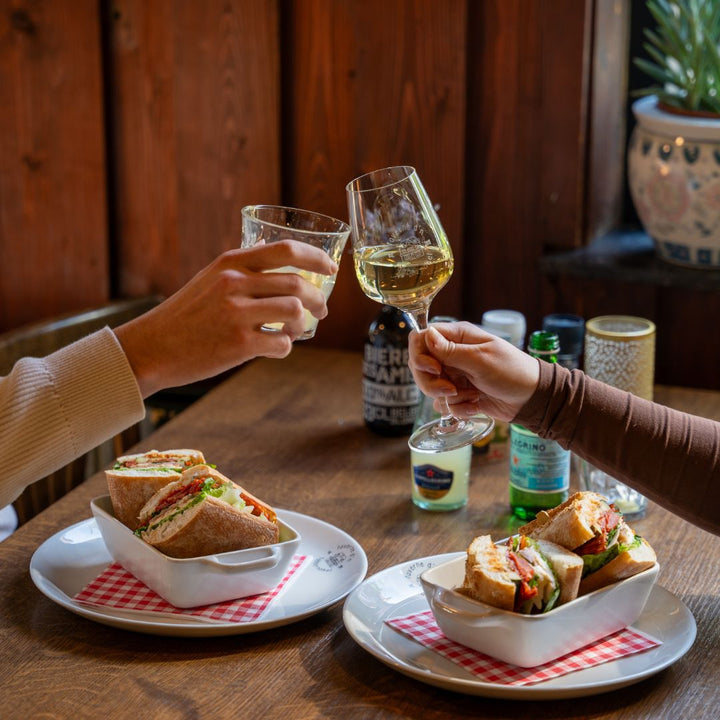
[346,165,494,452]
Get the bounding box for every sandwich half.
[135,465,280,558]
[519,491,656,594]
[106,449,206,530]
[461,534,583,613]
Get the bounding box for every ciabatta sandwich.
[106,449,205,529]
[519,491,656,595]
[135,465,280,558]
[461,534,583,614]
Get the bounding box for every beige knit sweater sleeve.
[0,327,146,508]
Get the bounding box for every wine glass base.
[409,415,495,453]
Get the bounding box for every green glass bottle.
[509,330,570,520]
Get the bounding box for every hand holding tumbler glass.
[581,315,656,517]
[241,205,350,340]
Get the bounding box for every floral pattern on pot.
[628,96,720,268]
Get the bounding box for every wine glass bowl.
[346,166,494,453]
[347,166,454,322]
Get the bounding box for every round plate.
[342,553,696,699]
[30,509,367,637]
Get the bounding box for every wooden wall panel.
[656,290,720,390]
[463,0,591,333]
[585,0,630,240]
[283,0,468,349]
[2,1,709,388]
[108,0,280,297]
[0,0,108,330]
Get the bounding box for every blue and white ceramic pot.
[628,95,720,268]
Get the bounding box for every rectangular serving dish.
[91,495,300,608]
[420,554,658,667]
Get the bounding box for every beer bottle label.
[363,345,419,425]
[363,306,418,435]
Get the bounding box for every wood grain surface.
[1,346,717,719]
[109,0,281,295]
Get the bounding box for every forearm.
[515,363,720,536]
[0,328,145,507]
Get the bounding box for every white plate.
[30,509,367,637]
[343,553,696,699]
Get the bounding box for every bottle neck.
[529,348,559,364]
[527,330,560,364]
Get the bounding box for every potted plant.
[627,0,720,267]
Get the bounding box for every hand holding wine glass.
[346,165,494,452]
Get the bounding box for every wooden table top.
[2,346,718,719]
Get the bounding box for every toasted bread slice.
[534,538,583,605]
[462,535,519,611]
[519,491,613,550]
[107,449,206,530]
[106,466,182,529]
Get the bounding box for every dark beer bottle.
[362,306,419,436]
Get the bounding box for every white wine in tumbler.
[263,266,336,337]
[240,204,350,341]
[354,244,453,311]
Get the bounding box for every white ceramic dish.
[91,495,300,608]
[30,510,367,636]
[420,554,659,667]
[343,553,696,699]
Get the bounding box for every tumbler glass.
[580,315,656,518]
[241,205,350,339]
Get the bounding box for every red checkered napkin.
[74,554,308,623]
[387,610,661,686]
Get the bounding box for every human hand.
[408,322,540,422]
[114,240,338,397]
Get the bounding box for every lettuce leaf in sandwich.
[581,535,643,577]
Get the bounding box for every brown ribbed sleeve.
[514,362,720,536]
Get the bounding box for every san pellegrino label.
[509,424,570,492]
[509,330,570,520]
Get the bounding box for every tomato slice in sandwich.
[239,491,276,523]
[574,506,621,555]
[152,476,214,517]
[508,549,539,610]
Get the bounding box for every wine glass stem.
[405,305,460,433]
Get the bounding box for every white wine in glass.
[347,165,494,452]
[354,244,454,312]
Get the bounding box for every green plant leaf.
[634,0,720,114]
